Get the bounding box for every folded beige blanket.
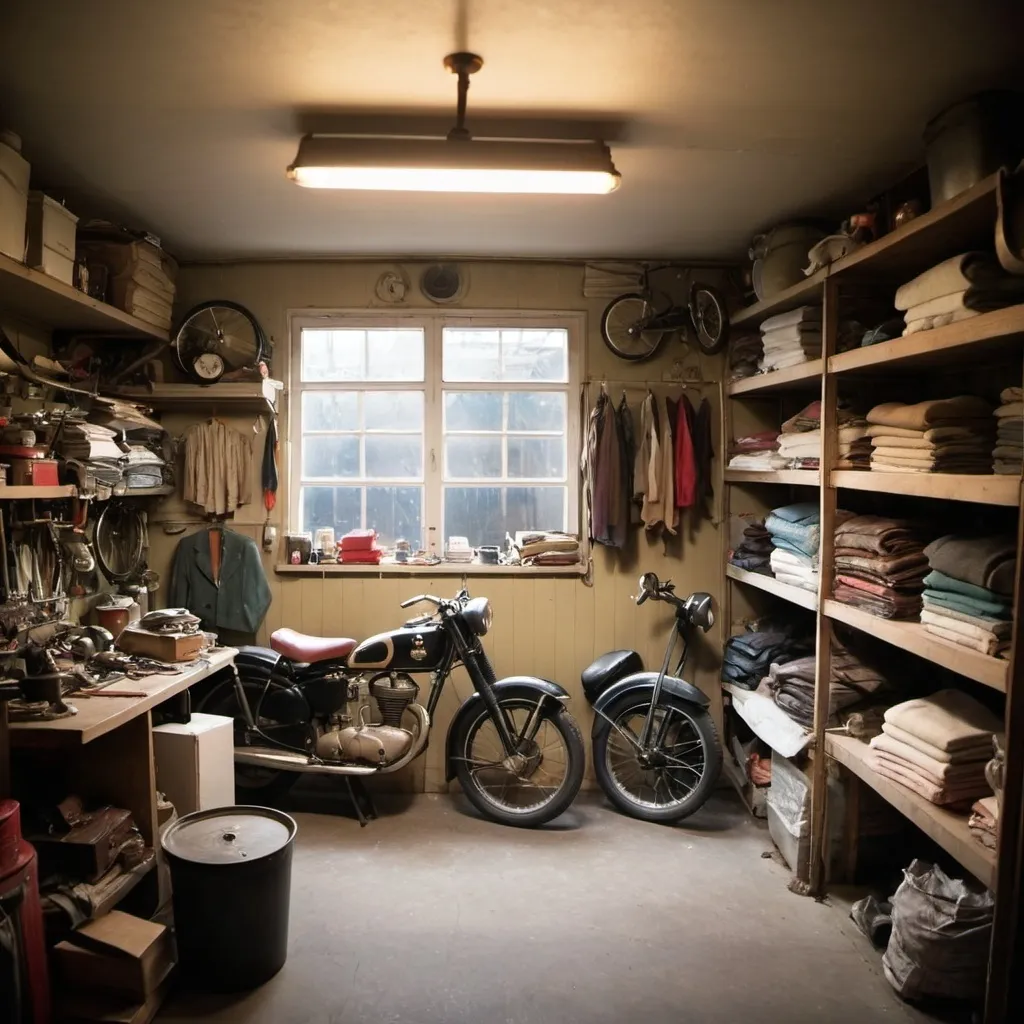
[871,444,992,459]
[865,423,994,440]
[922,622,1007,656]
[881,722,993,763]
[884,689,1001,752]
[895,253,978,310]
[920,603,1012,635]
[871,750,988,793]
[1001,387,1023,404]
[867,753,990,805]
[867,397,993,431]
[920,607,1011,641]
[870,732,991,784]
[995,402,1024,418]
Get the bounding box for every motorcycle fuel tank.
[348,622,448,672]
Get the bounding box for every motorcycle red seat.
[270,628,357,664]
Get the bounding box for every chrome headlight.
[461,597,493,636]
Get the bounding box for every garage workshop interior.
[1,2,1024,1023]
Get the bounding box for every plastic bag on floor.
[882,859,994,1001]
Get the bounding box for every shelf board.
[831,470,1019,507]
[275,561,586,577]
[725,564,818,611]
[726,359,824,396]
[0,251,167,339]
[730,270,827,330]
[115,379,282,412]
[830,173,999,283]
[823,598,1008,691]
[824,733,995,890]
[829,304,1024,376]
[724,469,820,487]
[0,485,76,500]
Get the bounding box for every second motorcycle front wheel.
[593,691,722,824]
[454,698,585,828]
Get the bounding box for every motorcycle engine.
[314,672,420,766]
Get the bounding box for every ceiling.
[1,0,1022,262]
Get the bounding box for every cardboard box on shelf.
[26,191,78,284]
[154,713,235,816]
[54,910,174,1001]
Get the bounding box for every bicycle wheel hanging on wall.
[600,293,669,362]
[688,282,730,355]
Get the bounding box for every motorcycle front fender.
[591,671,709,720]
[444,676,571,782]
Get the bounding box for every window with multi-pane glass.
[294,317,577,555]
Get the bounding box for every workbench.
[8,648,238,916]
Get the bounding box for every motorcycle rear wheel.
[593,691,721,824]
[454,698,585,828]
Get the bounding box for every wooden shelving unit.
[0,485,77,500]
[825,733,995,889]
[831,470,1020,507]
[725,564,817,611]
[0,251,167,339]
[115,378,283,412]
[722,175,1022,1015]
[823,599,1008,692]
[724,469,820,486]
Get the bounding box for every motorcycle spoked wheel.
[201,679,300,802]
[453,698,585,828]
[592,691,722,824]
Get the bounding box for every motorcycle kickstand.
[345,777,377,827]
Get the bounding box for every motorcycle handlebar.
[400,594,442,609]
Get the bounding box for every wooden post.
[807,276,840,895]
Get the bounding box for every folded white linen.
[760,325,823,346]
[922,622,1007,656]
[920,607,1010,642]
[768,547,816,569]
[903,308,978,335]
[760,351,816,371]
[759,306,822,331]
[902,290,969,320]
[773,570,818,592]
[728,453,790,470]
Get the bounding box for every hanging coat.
[675,394,697,508]
[660,397,678,534]
[639,394,665,530]
[593,393,627,547]
[616,395,640,526]
[692,397,715,523]
[581,394,602,543]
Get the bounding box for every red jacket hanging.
[675,394,697,508]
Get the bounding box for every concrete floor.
[160,787,928,1024]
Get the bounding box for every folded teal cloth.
[922,589,1011,620]
[766,514,820,556]
[922,569,1004,605]
[771,536,819,560]
[770,502,820,524]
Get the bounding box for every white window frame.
[287,309,584,563]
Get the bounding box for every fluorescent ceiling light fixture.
[286,51,620,195]
[288,136,620,194]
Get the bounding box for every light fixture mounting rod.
[444,51,483,142]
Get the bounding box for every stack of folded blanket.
[776,399,867,470]
[969,797,999,850]
[895,251,1024,336]
[727,430,786,471]
[834,421,872,470]
[866,396,994,474]
[867,690,1000,806]
[833,515,929,619]
[339,529,384,564]
[721,620,813,691]
[758,306,822,372]
[757,637,889,729]
[920,534,1015,657]
[729,333,763,381]
[729,519,772,572]
[765,502,820,593]
[993,386,1023,475]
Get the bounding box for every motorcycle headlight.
[461,597,493,636]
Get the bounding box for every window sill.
[275,561,587,578]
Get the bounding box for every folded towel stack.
[833,514,928,619]
[919,534,1015,657]
[895,251,1024,336]
[868,690,1000,806]
[775,399,866,470]
[969,796,999,850]
[865,396,994,474]
[727,430,786,471]
[721,620,813,690]
[758,306,821,372]
[729,333,764,381]
[765,502,820,592]
[993,386,1023,475]
[729,518,772,572]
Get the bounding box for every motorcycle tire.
[600,293,669,362]
[453,698,585,828]
[688,282,730,356]
[592,691,721,824]
[200,679,297,803]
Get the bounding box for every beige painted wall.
[152,260,726,790]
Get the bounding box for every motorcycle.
[198,588,585,828]
[581,572,722,823]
